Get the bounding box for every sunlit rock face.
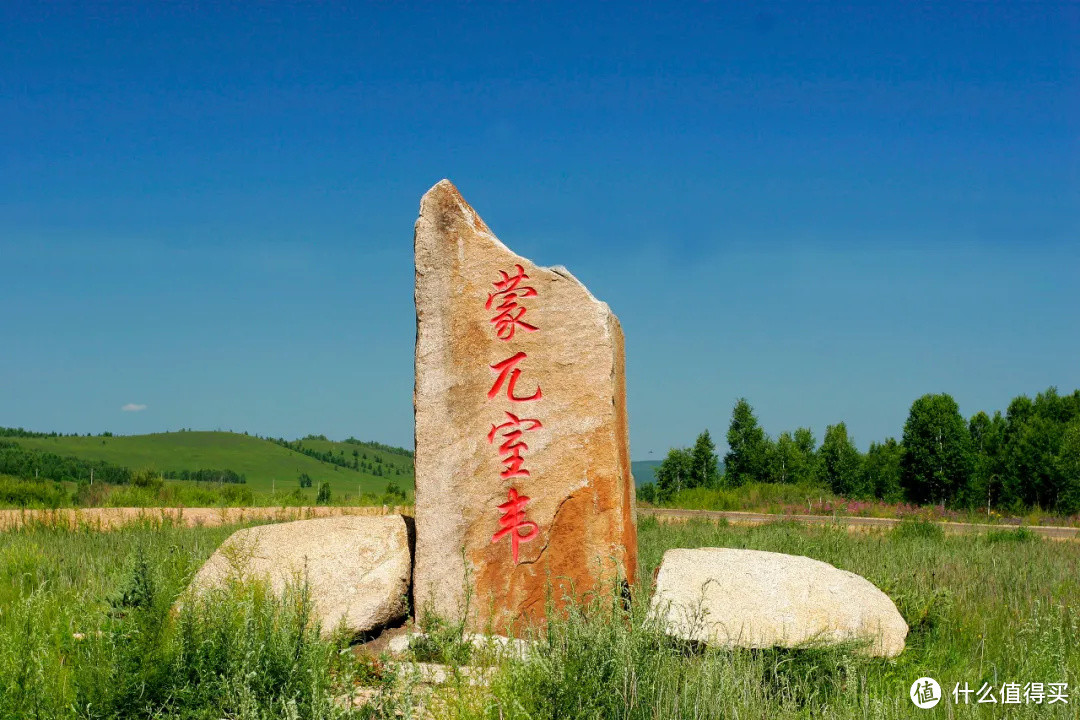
[648,548,908,657]
[412,179,637,633]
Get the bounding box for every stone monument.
[413,180,637,632]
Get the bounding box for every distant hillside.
[4,428,668,496]
[631,460,660,487]
[285,435,414,482]
[5,431,413,498]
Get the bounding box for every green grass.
[6,431,412,500]
[0,519,390,718]
[1,516,1077,717]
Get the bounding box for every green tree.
[965,410,1006,511]
[655,447,693,501]
[999,389,1078,509]
[792,427,818,484]
[900,393,972,505]
[864,438,903,501]
[1055,420,1080,515]
[724,398,769,487]
[767,431,798,484]
[637,483,657,504]
[298,472,313,489]
[690,430,721,489]
[819,422,865,497]
[316,482,331,505]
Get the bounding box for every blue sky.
[1,2,1077,456]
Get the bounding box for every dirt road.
[639,507,1080,540]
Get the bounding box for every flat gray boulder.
[647,548,907,657]
[188,515,411,638]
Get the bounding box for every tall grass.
[434,517,1079,718]
[1,517,1077,717]
[660,482,1080,527]
[0,520,394,719]
[0,476,413,510]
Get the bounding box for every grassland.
[655,482,1080,528]
[1,516,1076,718]
[5,431,412,502]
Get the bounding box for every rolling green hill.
[6,431,412,498]
[5,428,662,500]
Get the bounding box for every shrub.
[892,516,945,540]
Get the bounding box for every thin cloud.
[121,403,147,412]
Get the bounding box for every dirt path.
[639,507,1080,540]
[0,505,411,531]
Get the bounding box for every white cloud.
[121,403,147,412]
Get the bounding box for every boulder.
[188,515,411,638]
[647,548,907,657]
[412,179,637,632]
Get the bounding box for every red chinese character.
[488,352,542,402]
[492,487,539,564]
[486,265,539,341]
[488,411,543,479]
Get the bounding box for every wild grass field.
[1,515,1076,718]
[650,482,1080,528]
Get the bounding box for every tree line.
[161,469,247,484]
[342,437,414,459]
[268,437,410,477]
[642,387,1080,515]
[0,441,248,487]
[0,427,120,438]
[0,441,134,485]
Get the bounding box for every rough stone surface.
[413,179,637,633]
[648,548,908,657]
[188,515,411,638]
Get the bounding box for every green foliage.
[891,517,945,541]
[900,393,972,504]
[1056,420,1080,515]
[316,482,331,505]
[863,438,903,502]
[410,608,473,666]
[998,388,1080,512]
[2,518,1080,717]
[298,472,314,488]
[654,446,693,501]
[3,430,412,501]
[0,440,132,485]
[985,526,1037,543]
[766,430,818,486]
[0,474,70,508]
[964,410,1006,510]
[724,398,770,486]
[690,429,721,489]
[819,422,866,497]
[659,481,834,512]
[637,482,657,504]
[162,467,246,484]
[0,521,381,718]
[660,386,1080,515]
[383,482,407,501]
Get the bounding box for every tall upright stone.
[413,180,637,632]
